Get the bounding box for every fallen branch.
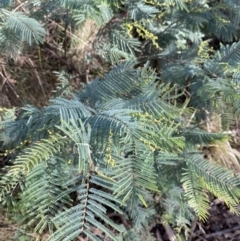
[163,224,177,241]
[205,225,240,239]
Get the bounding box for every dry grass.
[71,19,99,69]
[207,140,240,172]
[0,216,14,241]
[202,112,240,173]
[0,213,17,241]
[0,212,52,241]
[71,19,99,54]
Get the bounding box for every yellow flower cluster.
[134,22,162,50]
[125,22,162,50]
[215,13,230,24]
[143,0,162,6]
[125,22,134,37]
[131,112,151,118]
[131,111,165,125]
[197,41,212,59]
[3,138,30,156]
[47,129,54,135]
[105,130,115,166]
[139,137,156,152]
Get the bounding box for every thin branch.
[107,213,130,229]
[188,219,197,241]
[13,1,28,14]
[156,228,164,241]
[186,109,197,127]
[42,44,82,77]
[28,58,47,100]
[10,225,37,238]
[205,225,240,239]
[49,20,92,47]
[163,224,177,241]
[0,67,24,105]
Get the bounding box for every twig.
[186,109,196,127]
[10,225,37,238]
[0,72,7,90]
[43,44,81,76]
[107,213,130,229]
[188,219,197,241]
[77,237,86,241]
[0,68,24,105]
[192,233,208,241]
[28,58,47,100]
[13,1,28,14]
[86,67,90,84]
[163,224,177,241]
[156,228,164,241]
[50,20,91,47]
[205,225,240,239]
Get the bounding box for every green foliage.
[20,157,72,236]
[1,0,240,240]
[0,7,45,57]
[183,152,240,218]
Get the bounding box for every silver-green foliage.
[1,0,240,240]
[0,5,45,57]
[1,59,240,240]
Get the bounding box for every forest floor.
[0,213,14,241]
[182,199,240,241]
[1,200,240,241]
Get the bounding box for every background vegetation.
[1,0,240,240]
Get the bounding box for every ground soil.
[152,198,240,241]
[0,213,14,241]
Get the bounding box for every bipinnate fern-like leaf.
[181,168,210,221]
[0,6,45,57]
[48,176,125,241]
[123,195,156,230]
[0,97,91,149]
[97,43,133,64]
[48,97,92,126]
[182,152,240,220]
[204,41,240,82]
[20,157,72,238]
[0,133,66,202]
[208,11,238,43]
[73,0,113,26]
[203,41,240,77]
[78,60,175,113]
[0,28,23,57]
[2,10,45,45]
[112,141,158,202]
[127,1,159,21]
[182,128,227,145]
[78,60,142,106]
[59,0,82,9]
[162,186,195,227]
[0,0,11,7]
[57,119,92,176]
[87,108,151,152]
[92,21,141,64]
